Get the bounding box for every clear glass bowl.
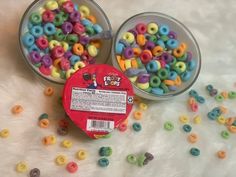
[112,12,201,100]
[19,0,112,84]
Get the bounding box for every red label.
[63,64,134,139]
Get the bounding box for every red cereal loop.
[66,162,78,173]
[39,65,51,76]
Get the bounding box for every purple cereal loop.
[64,51,73,59]
[69,11,81,23]
[125,68,147,77]
[168,85,178,91]
[144,41,155,50]
[30,51,41,64]
[128,29,138,38]
[186,51,193,62]
[41,54,52,67]
[168,31,177,39]
[137,74,150,83]
[161,53,173,63]
[79,35,89,45]
[62,22,73,34]
[123,47,134,59]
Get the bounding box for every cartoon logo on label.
[83,73,101,89]
[104,75,121,86]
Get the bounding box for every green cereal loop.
[228,91,236,99]
[160,35,169,42]
[215,95,224,102]
[137,154,146,167]
[149,35,157,43]
[177,53,187,61]
[132,122,142,132]
[144,87,152,93]
[39,113,49,120]
[54,29,65,41]
[160,83,169,93]
[59,11,69,21]
[190,148,200,156]
[86,26,95,36]
[34,63,41,68]
[53,14,64,27]
[150,75,161,88]
[127,154,137,164]
[30,12,42,25]
[66,34,79,45]
[157,68,169,80]
[99,147,112,157]
[164,121,174,131]
[221,130,230,139]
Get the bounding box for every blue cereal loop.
[30,25,43,38]
[168,71,177,80]
[70,55,81,65]
[81,19,93,27]
[207,111,218,120]
[187,60,196,71]
[29,44,40,53]
[166,39,179,49]
[22,33,35,48]
[159,24,170,36]
[93,24,103,34]
[151,88,164,95]
[43,23,56,36]
[181,71,191,81]
[146,60,158,72]
[156,39,165,48]
[116,43,125,54]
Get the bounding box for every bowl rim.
[112,12,202,100]
[18,0,113,85]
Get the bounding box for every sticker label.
[87,119,115,132]
[70,88,127,114]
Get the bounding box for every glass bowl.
[19,0,112,84]
[112,12,201,100]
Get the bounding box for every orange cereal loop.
[90,40,102,49]
[217,150,226,159]
[87,15,97,24]
[44,87,54,96]
[11,105,23,115]
[116,55,126,71]
[163,80,175,86]
[173,47,184,58]
[39,119,50,128]
[53,58,61,68]
[73,43,84,55]
[131,58,138,68]
[219,106,228,114]
[225,117,235,126]
[187,133,198,143]
[228,125,236,133]
[174,76,182,86]
[179,42,187,51]
[134,96,141,104]
[136,34,146,46]
[152,46,163,56]
[188,97,196,105]
[43,136,52,145]
[122,118,129,126]
[133,110,143,120]
[221,91,228,99]
[143,49,152,57]
[133,48,142,56]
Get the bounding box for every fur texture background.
[0,0,236,177]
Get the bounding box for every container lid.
[63,64,134,139]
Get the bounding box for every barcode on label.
[87,120,115,132]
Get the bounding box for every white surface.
[0,0,236,177]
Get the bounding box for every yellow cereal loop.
[179,115,189,124]
[61,41,69,51]
[88,45,98,57]
[66,69,75,79]
[139,103,148,111]
[122,32,135,44]
[137,82,149,90]
[79,5,90,17]
[49,40,61,50]
[45,1,59,11]
[57,0,68,6]
[129,76,137,83]
[193,115,202,124]
[38,7,46,14]
[16,162,28,173]
[217,116,226,125]
[74,61,86,71]
[51,67,60,78]
[0,129,10,138]
[55,155,67,166]
[147,23,159,34]
[61,140,73,148]
[125,59,132,69]
[76,150,88,160]
[50,135,57,144]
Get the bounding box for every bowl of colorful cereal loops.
[112,12,201,100]
[19,0,112,84]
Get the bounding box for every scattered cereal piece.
[225,117,235,126]
[44,86,54,96]
[133,110,143,120]
[217,116,226,125]
[227,125,236,133]
[38,113,48,120]
[16,161,28,173]
[55,155,67,166]
[219,106,228,114]
[29,168,40,177]
[98,158,109,167]
[179,115,189,124]
[42,135,56,145]
[190,147,200,156]
[193,115,201,124]
[118,123,127,132]
[61,140,73,148]
[38,118,50,128]
[57,127,69,136]
[11,105,23,115]
[221,130,230,139]
[183,124,192,133]
[0,129,10,138]
[164,121,174,131]
[127,154,137,164]
[76,150,87,160]
[66,162,78,173]
[188,133,198,143]
[139,102,148,111]
[99,147,112,157]
[217,150,226,159]
[132,122,142,132]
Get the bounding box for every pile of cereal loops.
[188,89,205,112]
[115,22,196,95]
[126,152,154,167]
[98,146,112,167]
[22,0,104,80]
